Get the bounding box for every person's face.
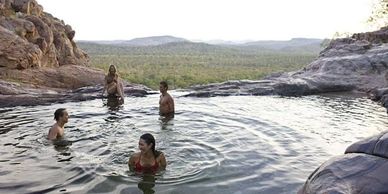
[109,66,116,74]
[60,111,69,123]
[159,84,167,93]
[138,138,152,153]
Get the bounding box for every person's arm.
[102,76,107,96]
[48,126,58,140]
[158,153,167,170]
[128,154,137,170]
[118,78,125,101]
[169,97,175,113]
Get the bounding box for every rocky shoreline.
[0,0,152,108]
[0,65,152,108]
[0,83,152,108]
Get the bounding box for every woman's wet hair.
[108,64,117,74]
[140,133,158,158]
[54,108,66,121]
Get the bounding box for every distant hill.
[78,41,243,56]
[77,37,323,56]
[80,36,188,46]
[238,38,323,52]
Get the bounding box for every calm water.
[0,92,387,194]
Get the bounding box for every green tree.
[368,0,388,28]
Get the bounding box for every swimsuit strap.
[135,154,159,172]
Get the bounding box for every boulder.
[299,132,388,194]
[0,25,42,69]
[0,0,88,70]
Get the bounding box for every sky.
[37,0,375,41]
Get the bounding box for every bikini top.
[106,74,118,84]
[135,154,159,173]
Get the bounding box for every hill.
[81,35,188,46]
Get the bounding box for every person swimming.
[159,81,174,117]
[48,108,69,140]
[102,64,125,103]
[128,133,167,173]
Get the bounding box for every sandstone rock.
[12,0,42,16]
[0,0,88,69]
[352,26,388,44]
[299,132,388,194]
[0,25,41,69]
[0,0,153,107]
[0,65,105,89]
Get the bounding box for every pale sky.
[37,0,374,41]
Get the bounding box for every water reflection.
[103,97,123,111]
[53,139,73,162]
[138,174,156,194]
[159,115,174,130]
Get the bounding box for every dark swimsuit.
[135,155,159,173]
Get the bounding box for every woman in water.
[128,133,167,173]
[102,64,124,103]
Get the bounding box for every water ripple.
[0,92,386,193]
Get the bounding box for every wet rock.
[0,82,152,108]
[299,132,388,194]
[368,87,388,112]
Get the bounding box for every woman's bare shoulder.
[131,152,141,159]
[156,151,165,159]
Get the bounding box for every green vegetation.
[368,0,388,28]
[79,41,320,89]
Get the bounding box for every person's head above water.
[129,133,167,172]
[108,64,117,75]
[139,133,156,156]
[159,81,168,93]
[54,108,68,123]
[48,108,69,140]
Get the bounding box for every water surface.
[0,92,387,194]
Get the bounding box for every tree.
[368,0,388,28]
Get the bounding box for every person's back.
[48,108,69,140]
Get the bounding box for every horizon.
[37,0,374,41]
[75,35,324,43]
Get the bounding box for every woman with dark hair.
[102,64,124,103]
[128,133,167,173]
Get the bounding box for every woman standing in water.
[102,64,125,103]
[129,133,167,173]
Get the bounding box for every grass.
[80,42,320,89]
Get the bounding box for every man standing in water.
[48,108,69,140]
[159,81,174,117]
